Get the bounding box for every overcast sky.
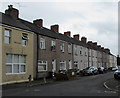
[1,0,118,56]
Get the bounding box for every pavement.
[103,78,120,93]
[2,78,54,90]
[2,76,78,90]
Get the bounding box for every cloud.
[1,2,118,55]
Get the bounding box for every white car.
[112,66,118,71]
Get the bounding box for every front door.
[52,60,56,72]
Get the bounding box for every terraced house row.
[0,5,117,85]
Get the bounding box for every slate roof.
[0,11,109,53]
[0,12,31,31]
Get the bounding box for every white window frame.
[51,40,56,51]
[60,43,64,52]
[39,38,45,49]
[6,54,26,74]
[4,29,11,44]
[22,39,27,46]
[51,40,56,46]
[22,33,28,47]
[60,61,66,70]
[74,61,78,69]
[38,60,47,72]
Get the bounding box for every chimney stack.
[73,34,80,40]
[64,31,71,37]
[81,37,87,43]
[88,41,93,45]
[104,48,110,53]
[33,19,43,27]
[93,42,97,47]
[50,24,59,33]
[97,45,101,48]
[101,47,104,50]
[5,5,19,19]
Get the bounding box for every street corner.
[103,78,120,92]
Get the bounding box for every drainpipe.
[88,47,89,67]
[72,43,74,69]
[36,33,39,79]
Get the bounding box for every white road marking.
[104,90,117,94]
[104,81,119,92]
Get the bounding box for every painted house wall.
[88,48,92,67]
[113,56,117,66]
[36,34,73,78]
[56,40,73,70]
[2,25,34,85]
[82,47,88,69]
[73,45,82,70]
[73,44,88,70]
[109,55,113,68]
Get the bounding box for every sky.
[0,0,119,56]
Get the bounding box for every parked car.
[103,67,108,73]
[114,66,120,80]
[112,66,118,71]
[80,66,98,76]
[98,67,104,74]
[90,66,98,75]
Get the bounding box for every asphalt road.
[2,72,119,96]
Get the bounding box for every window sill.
[6,72,26,75]
[40,48,46,50]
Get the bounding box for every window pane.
[21,65,25,72]
[5,30,10,36]
[4,37,10,44]
[22,40,27,46]
[60,62,65,70]
[38,65,46,71]
[6,54,12,63]
[19,55,26,63]
[13,64,19,73]
[6,65,12,73]
[14,55,19,63]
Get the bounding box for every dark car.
[98,67,104,74]
[114,66,120,80]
